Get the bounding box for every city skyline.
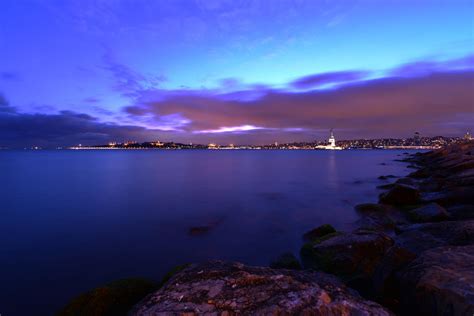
[1,0,473,148]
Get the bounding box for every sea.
[0,149,414,315]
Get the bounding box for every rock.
[372,245,417,308]
[422,186,474,206]
[377,183,396,190]
[355,203,389,213]
[269,253,302,270]
[301,230,394,295]
[395,177,416,186]
[355,205,410,232]
[131,261,393,315]
[395,220,474,255]
[188,226,211,236]
[408,203,450,223]
[379,175,397,180]
[447,204,474,220]
[303,224,337,242]
[58,278,157,316]
[379,184,421,205]
[408,168,431,179]
[397,245,474,316]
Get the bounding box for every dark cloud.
[0,72,20,81]
[83,97,101,103]
[0,93,16,113]
[290,70,370,89]
[0,106,162,148]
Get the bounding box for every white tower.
[328,129,336,148]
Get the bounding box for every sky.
[0,0,473,147]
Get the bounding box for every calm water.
[0,150,412,315]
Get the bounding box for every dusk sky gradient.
[0,0,473,147]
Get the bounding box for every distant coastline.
[68,135,468,151]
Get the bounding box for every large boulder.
[303,224,337,242]
[379,184,421,205]
[408,203,450,223]
[447,204,474,220]
[354,203,410,232]
[131,261,393,315]
[301,230,394,295]
[395,220,474,255]
[397,245,474,316]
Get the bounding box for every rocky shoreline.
[59,142,474,316]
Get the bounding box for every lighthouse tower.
[328,129,336,148]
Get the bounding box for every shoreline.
[58,142,474,315]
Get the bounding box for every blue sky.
[0,0,473,146]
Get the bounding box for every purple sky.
[0,0,473,147]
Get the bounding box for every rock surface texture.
[397,245,474,316]
[132,261,393,316]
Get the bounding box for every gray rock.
[447,204,474,220]
[408,203,450,223]
[303,224,337,242]
[395,220,474,255]
[379,184,421,205]
[131,261,393,315]
[301,230,394,296]
[397,245,474,316]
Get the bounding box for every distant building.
[464,131,472,140]
[316,129,343,150]
[414,132,421,145]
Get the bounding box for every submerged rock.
[379,184,421,205]
[269,252,302,270]
[302,224,337,242]
[131,261,393,315]
[397,245,474,316]
[58,278,157,316]
[408,203,450,223]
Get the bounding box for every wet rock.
[378,175,397,180]
[301,230,394,295]
[58,278,157,316]
[355,203,389,213]
[377,183,396,190]
[188,226,211,236]
[269,253,302,270]
[303,224,337,242]
[379,184,421,205]
[408,168,431,179]
[395,177,416,186]
[132,261,393,316]
[408,203,450,223]
[447,204,474,220]
[422,186,474,206]
[372,245,417,308]
[395,220,474,255]
[397,245,474,316]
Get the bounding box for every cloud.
[101,53,167,98]
[1,55,473,147]
[0,71,20,81]
[0,105,161,148]
[390,54,474,77]
[290,70,370,89]
[124,68,474,142]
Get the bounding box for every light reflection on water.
[0,149,411,315]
